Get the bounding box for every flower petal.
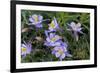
[29,17,34,22]
[60,53,66,59]
[52,50,56,54]
[55,52,60,58]
[46,37,51,42]
[54,41,61,46]
[77,28,82,32]
[38,15,43,21]
[35,23,43,28]
[50,33,55,38]
[77,23,81,27]
[70,22,76,28]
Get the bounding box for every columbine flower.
[29,14,43,28]
[21,42,32,57]
[52,45,67,61]
[67,22,83,41]
[44,33,62,47]
[52,42,72,61]
[48,17,59,31]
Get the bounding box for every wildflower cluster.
[21,14,84,61]
[44,18,72,60]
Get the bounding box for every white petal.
[70,22,76,27]
[22,44,26,48]
[77,23,81,27]
[55,52,60,58]
[63,47,67,52]
[32,14,37,18]
[46,38,51,42]
[50,33,55,38]
[54,46,59,51]
[61,53,66,59]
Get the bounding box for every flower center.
[34,16,38,23]
[50,21,55,28]
[22,47,27,52]
[51,37,57,42]
[58,49,63,55]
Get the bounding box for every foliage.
[21,10,90,63]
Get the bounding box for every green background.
[21,10,90,63]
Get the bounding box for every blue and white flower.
[48,17,59,31]
[21,42,32,57]
[52,42,72,61]
[67,22,83,41]
[29,14,43,28]
[44,33,62,47]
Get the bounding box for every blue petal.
[38,15,43,21]
[35,23,43,28]
[29,17,34,23]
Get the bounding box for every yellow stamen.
[22,47,27,52]
[58,49,63,55]
[50,21,55,28]
[51,37,56,42]
[34,16,38,22]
